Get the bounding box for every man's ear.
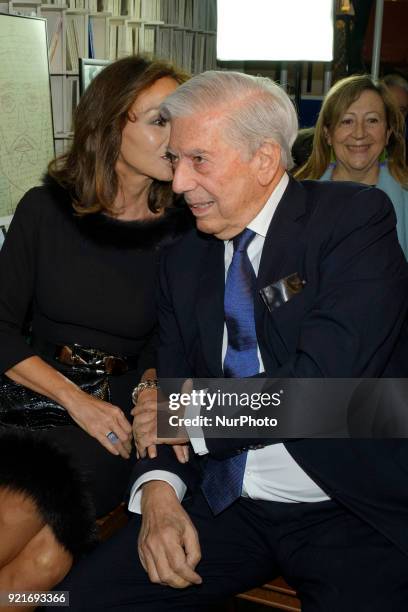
[323,126,332,146]
[255,140,282,186]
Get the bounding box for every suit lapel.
[257,177,307,288]
[196,236,225,376]
[255,177,308,370]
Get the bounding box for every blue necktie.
[201,228,259,514]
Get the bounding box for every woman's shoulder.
[15,175,73,222]
[377,164,408,201]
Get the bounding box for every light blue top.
[320,163,408,260]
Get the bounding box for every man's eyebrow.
[166,148,208,157]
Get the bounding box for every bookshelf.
[4,0,217,154]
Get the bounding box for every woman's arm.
[0,193,131,457]
[6,356,132,458]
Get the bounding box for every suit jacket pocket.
[260,272,305,313]
[261,287,311,364]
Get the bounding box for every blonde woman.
[296,75,408,258]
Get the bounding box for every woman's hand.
[6,356,132,458]
[63,388,132,458]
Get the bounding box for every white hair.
[160,70,298,169]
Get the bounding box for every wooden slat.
[97,503,129,541]
[237,577,301,611]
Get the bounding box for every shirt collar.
[247,172,289,238]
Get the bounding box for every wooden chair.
[237,577,301,610]
[96,503,129,541]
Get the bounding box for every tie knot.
[232,228,256,253]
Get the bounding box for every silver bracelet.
[131,379,158,405]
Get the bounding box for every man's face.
[168,112,269,240]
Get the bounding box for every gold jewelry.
[132,379,158,405]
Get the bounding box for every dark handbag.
[0,370,110,429]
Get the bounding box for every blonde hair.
[295,74,408,187]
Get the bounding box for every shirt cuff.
[128,471,187,514]
[184,390,209,456]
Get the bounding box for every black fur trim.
[43,174,194,250]
[76,204,194,249]
[0,428,97,558]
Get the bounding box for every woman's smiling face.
[325,89,391,181]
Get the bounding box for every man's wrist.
[129,473,187,514]
[132,379,158,405]
[141,480,179,511]
[142,480,176,494]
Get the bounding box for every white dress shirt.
[129,173,329,513]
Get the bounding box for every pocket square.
[259,272,305,312]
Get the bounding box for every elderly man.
[60,71,408,612]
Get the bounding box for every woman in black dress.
[0,56,190,594]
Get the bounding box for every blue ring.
[106,431,119,444]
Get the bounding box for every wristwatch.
[131,379,158,405]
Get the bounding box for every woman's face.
[325,90,391,179]
[118,76,178,181]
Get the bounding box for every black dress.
[0,176,191,517]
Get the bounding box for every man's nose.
[172,160,196,194]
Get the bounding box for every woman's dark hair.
[48,56,189,215]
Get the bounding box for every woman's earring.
[378,149,388,166]
[329,146,337,168]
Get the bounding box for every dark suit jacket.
[133,177,408,555]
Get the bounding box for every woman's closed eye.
[152,115,168,127]
[166,153,178,166]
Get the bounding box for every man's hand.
[132,384,190,461]
[138,481,202,589]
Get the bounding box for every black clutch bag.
[0,371,110,429]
